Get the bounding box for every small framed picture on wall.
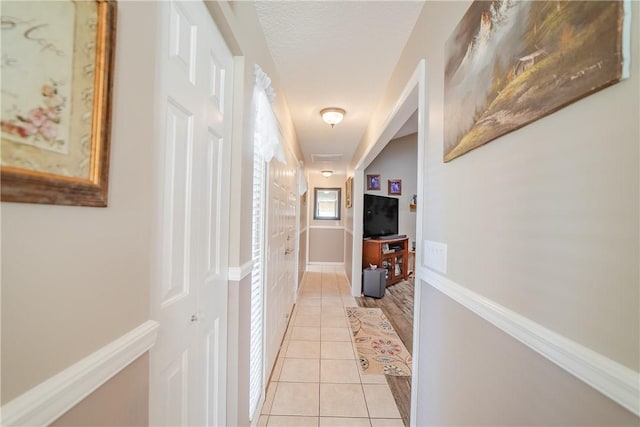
[388,179,402,195]
[367,174,380,190]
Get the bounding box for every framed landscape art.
[444,0,629,162]
[0,0,117,206]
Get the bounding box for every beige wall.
[365,133,418,246]
[307,172,346,264]
[226,275,252,427]
[344,230,353,284]
[308,172,346,228]
[353,0,639,424]
[308,228,345,264]
[1,2,157,421]
[419,287,639,426]
[298,229,307,283]
[52,355,149,426]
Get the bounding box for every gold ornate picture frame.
[345,176,353,208]
[1,0,117,206]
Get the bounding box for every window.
[249,145,265,420]
[314,187,341,220]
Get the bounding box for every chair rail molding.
[309,225,344,230]
[417,267,640,416]
[1,320,160,426]
[228,259,254,282]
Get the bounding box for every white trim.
[622,0,631,79]
[418,267,640,416]
[345,228,353,235]
[300,227,307,234]
[345,59,427,426]
[409,59,426,427]
[308,225,345,230]
[1,320,160,426]
[307,262,345,266]
[296,270,310,300]
[228,259,254,282]
[351,170,364,297]
[306,263,345,272]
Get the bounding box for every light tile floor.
[259,266,404,427]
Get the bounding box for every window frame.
[313,187,341,220]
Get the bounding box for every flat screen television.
[363,194,399,238]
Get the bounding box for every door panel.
[265,159,298,375]
[197,7,232,424]
[203,323,220,425]
[164,350,189,426]
[286,190,297,295]
[169,2,196,84]
[162,101,193,305]
[151,1,233,425]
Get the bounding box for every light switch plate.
[424,240,447,273]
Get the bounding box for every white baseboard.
[228,259,254,282]
[418,267,640,416]
[306,263,345,273]
[1,320,160,426]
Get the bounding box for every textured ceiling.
[255,1,423,173]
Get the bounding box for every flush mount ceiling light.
[320,108,346,128]
[321,170,333,177]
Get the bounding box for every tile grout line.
[266,270,385,424]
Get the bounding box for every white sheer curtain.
[252,65,285,163]
[297,165,307,196]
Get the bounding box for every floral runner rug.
[346,306,412,376]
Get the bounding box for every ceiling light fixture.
[321,170,333,177]
[320,108,346,128]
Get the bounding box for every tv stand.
[369,234,406,240]
[362,236,409,287]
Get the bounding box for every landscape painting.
[444,0,628,162]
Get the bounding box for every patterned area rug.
[346,307,412,376]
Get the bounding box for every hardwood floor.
[356,279,414,427]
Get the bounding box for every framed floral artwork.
[367,174,380,191]
[0,0,117,206]
[388,179,402,195]
[345,176,353,208]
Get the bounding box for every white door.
[150,1,233,425]
[265,161,296,373]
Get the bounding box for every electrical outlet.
[424,240,447,273]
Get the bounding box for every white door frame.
[350,59,426,426]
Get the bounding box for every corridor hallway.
[258,266,405,426]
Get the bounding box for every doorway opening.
[350,60,426,426]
